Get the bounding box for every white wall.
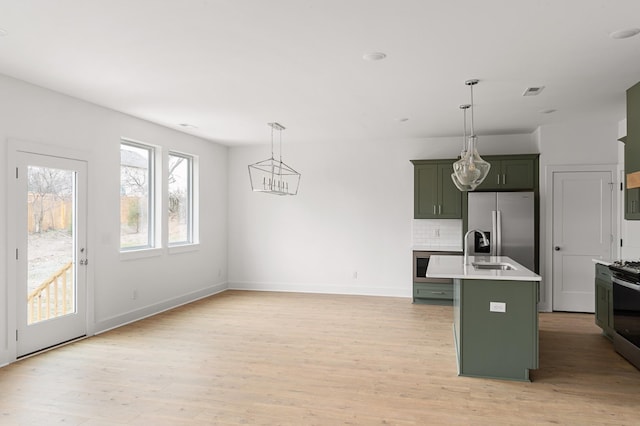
[537,118,620,311]
[228,133,537,297]
[229,117,624,311]
[0,74,228,366]
[2,70,624,366]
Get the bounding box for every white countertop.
[427,255,541,281]
[592,258,615,266]
[412,245,462,252]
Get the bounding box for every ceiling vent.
[523,86,545,96]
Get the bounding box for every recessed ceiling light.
[609,28,640,39]
[362,52,387,61]
[539,109,557,114]
[0,28,8,37]
[178,123,198,129]
[396,117,409,122]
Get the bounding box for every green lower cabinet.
[594,264,614,339]
[453,278,539,382]
[413,282,453,305]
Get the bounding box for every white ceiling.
[1,0,639,146]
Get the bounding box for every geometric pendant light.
[248,122,301,195]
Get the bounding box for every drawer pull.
[431,291,446,295]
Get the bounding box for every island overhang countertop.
[426,255,541,281]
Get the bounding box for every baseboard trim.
[228,281,409,298]
[94,282,228,334]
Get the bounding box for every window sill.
[168,243,200,254]
[120,247,163,261]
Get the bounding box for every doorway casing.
[6,139,94,362]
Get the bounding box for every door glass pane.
[27,166,75,324]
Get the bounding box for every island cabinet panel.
[411,159,462,219]
[594,263,614,340]
[454,278,539,382]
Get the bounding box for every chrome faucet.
[464,229,489,265]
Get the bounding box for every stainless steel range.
[609,261,640,370]
[609,260,640,281]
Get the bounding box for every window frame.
[119,139,160,255]
[167,151,195,247]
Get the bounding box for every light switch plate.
[490,302,506,313]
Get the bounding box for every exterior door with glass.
[15,152,88,357]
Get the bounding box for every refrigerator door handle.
[491,210,497,256]
[496,210,502,256]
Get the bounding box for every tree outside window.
[168,153,192,245]
[120,142,153,249]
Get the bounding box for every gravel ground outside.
[27,229,72,293]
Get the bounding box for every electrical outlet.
[132,289,138,300]
[353,271,358,279]
[432,228,440,238]
[490,302,506,313]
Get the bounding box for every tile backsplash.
[412,219,462,247]
[622,219,640,260]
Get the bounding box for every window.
[120,141,155,250]
[168,152,194,245]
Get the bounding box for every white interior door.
[552,170,612,312]
[16,152,88,357]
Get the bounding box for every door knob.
[554,246,560,251]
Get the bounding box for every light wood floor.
[1,290,639,425]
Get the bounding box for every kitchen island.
[427,255,541,382]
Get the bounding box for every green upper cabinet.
[627,187,640,219]
[626,82,640,175]
[412,159,462,219]
[625,82,640,220]
[474,154,539,191]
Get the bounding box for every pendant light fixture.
[451,104,477,191]
[451,79,491,191]
[248,122,301,196]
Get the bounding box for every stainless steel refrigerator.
[467,192,535,271]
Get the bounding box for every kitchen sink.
[472,262,516,271]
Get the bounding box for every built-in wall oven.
[413,250,461,303]
[610,261,640,370]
